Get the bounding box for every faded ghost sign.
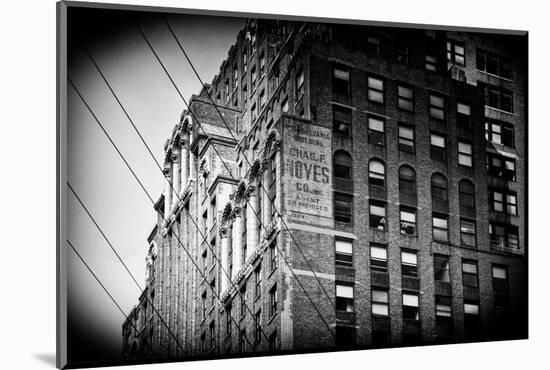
[283,119,332,227]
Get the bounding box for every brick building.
[122,18,527,360]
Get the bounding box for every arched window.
[368,159,385,187]
[399,165,417,207]
[399,166,416,194]
[368,159,386,200]
[431,173,449,213]
[333,150,352,180]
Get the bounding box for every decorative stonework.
[247,159,262,182]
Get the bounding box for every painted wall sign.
[283,119,332,227]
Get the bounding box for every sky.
[66,6,245,364]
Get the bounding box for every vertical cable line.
[82,46,273,344]
[67,78,258,349]
[134,20,336,339]
[161,17,335,309]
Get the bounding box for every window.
[254,266,262,299]
[429,94,445,120]
[435,296,452,320]
[251,103,257,121]
[201,291,207,320]
[210,321,215,347]
[397,84,414,111]
[202,249,208,276]
[459,180,476,213]
[487,154,516,181]
[269,285,278,318]
[447,39,465,65]
[281,97,289,114]
[336,283,354,312]
[200,333,206,353]
[242,84,248,104]
[368,116,385,146]
[333,64,350,96]
[485,119,515,147]
[367,35,380,55]
[367,76,384,103]
[296,69,304,101]
[490,223,519,250]
[399,165,416,195]
[254,311,262,343]
[225,79,230,102]
[463,301,480,337]
[242,51,247,73]
[425,54,437,71]
[368,159,385,187]
[462,260,478,288]
[334,192,353,224]
[401,250,418,278]
[400,207,416,235]
[430,133,446,161]
[211,279,216,307]
[458,141,473,167]
[369,200,386,230]
[268,331,277,351]
[226,305,232,337]
[372,289,389,316]
[490,189,518,215]
[333,105,351,136]
[234,65,239,85]
[481,84,513,113]
[259,89,266,109]
[239,286,247,317]
[239,329,247,352]
[398,124,415,153]
[456,102,472,130]
[333,150,352,180]
[431,173,448,206]
[251,65,257,90]
[432,213,449,242]
[269,238,278,272]
[251,33,257,54]
[402,293,419,320]
[476,49,512,79]
[336,326,356,348]
[370,244,388,273]
[460,219,476,248]
[396,43,409,63]
[434,254,450,282]
[335,239,353,267]
[492,265,509,307]
[259,52,266,77]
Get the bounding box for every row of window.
[335,244,510,313]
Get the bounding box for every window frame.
[370,243,388,273]
[462,259,479,288]
[458,140,473,167]
[398,124,415,153]
[397,84,414,111]
[447,39,465,65]
[429,94,446,120]
[367,75,385,104]
[368,115,386,146]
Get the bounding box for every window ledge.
[485,106,515,116]
[476,69,514,82]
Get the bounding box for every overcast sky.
[66,7,245,364]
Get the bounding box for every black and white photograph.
[55,1,531,368]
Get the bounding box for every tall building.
[122,19,527,360]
